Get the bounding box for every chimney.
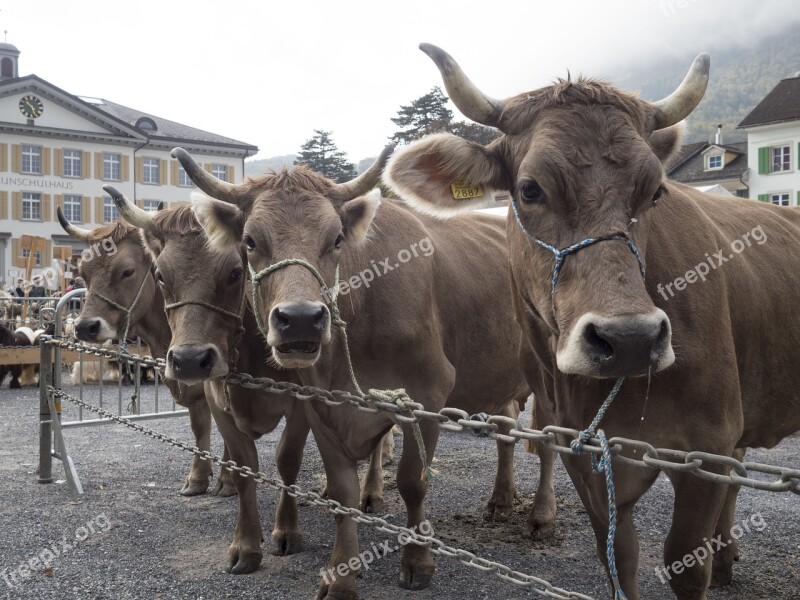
[715,124,723,145]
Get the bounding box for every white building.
[0,41,257,289]
[738,74,800,206]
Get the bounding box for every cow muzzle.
[557,309,674,378]
[267,301,330,368]
[167,344,227,383]
[74,317,115,342]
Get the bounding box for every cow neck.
[132,281,170,358]
[89,270,152,354]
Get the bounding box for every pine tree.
[390,87,454,145]
[294,130,357,183]
[450,121,502,145]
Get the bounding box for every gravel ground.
[0,375,797,600]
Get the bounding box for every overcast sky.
[5,0,798,162]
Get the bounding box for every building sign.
[0,176,75,190]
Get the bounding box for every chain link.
[48,388,592,600]
[43,337,800,496]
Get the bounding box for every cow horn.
[103,185,153,228]
[171,147,245,205]
[57,205,92,241]
[335,144,395,200]
[652,53,710,130]
[419,43,505,128]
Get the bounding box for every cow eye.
[519,180,545,204]
[652,185,666,205]
[334,233,344,250]
[121,268,134,280]
[244,235,256,251]
[228,267,242,285]
[155,270,165,286]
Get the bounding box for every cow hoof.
[316,581,358,600]
[212,478,237,498]
[270,530,303,556]
[227,552,262,575]
[180,479,209,496]
[482,502,513,522]
[360,493,384,514]
[710,558,735,588]
[10,379,20,389]
[398,558,435,590]
[524,516,556,540]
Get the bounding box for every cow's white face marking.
[74,316,116,342]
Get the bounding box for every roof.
[89,98,257,152]
[667,141,748,185]
[0,42,20,53]
[738,75,800,128]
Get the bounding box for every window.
[211,164,228,182]
[143,199,161,212]
[22,248,43,266]
[706,155,723,170]
[771,145,791,173]
[103,197,119,223]
[22,192,42,220]
[770,192,791,207]
[63,149,82,178]
[63,194,82,222]
[143,158,160,184]
[103,153,121,180]
[178,165,194,187]
[1,57,13,79]
[22,145,41,174]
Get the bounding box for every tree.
[390,87,454,145]
[294,130,357,183]
[450,121,501,145]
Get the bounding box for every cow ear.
[340,189,381,244]
[192,192,245,250]
[384,133,507,217]
[139,227,164,259]
[649,123,685,166]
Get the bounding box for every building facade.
[738,74,800,206]
[0,41,257,290]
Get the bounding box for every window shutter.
[135,157,143,183]
[204,163,212,173]
[95,197,104,223]
[798,143,800,170]
[81,197,90,223]
[159,159,168,185]
[121,155,130,181]
[12,144,21,173]
[12,192,21,219]
[227,165,234,182]
[55,194,63,217]
[757,147,769,174]
[82,151,91,178]
[0,191,7,219]
[0,143,7,171]
[12,239,23,268]
[42,194,52,221]
[54,148,64,176]
[135,199,144,209]
[95,153,103,179]
[757,193,769,203]
[41,147,51,175]
[45,240,52,265]
[171,161,178,185]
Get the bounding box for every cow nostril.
[584,323,614,361]
[313,307,326,331]
[651,320,670,359]
[273,308,290,331]
[87,321,100,336]
[200,348,214,371]
[169,351,181,373]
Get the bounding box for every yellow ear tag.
[450,180,484,200]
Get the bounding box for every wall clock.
[19,95,44,119]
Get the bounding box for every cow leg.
[483,400,518,522]
[271,407,311,556]
[181,399,213,496]
[709,448,744,588]
[211,443,238,497]
[397,418,439,591]
[663,468,730,599]
[360,430,390,513]
[208,399,263,574]
[10,366,21,389]
[525,443,557,540]
[313,423,361,600]
[382,427,395,465]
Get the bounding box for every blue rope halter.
[509,198,647,600]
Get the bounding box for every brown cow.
[171,145,556,600]
[384,44,800,599]
[57,208,234,497]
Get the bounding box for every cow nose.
[75,318,100,341]
[168,345,217,380]
[579,311,672,376]
[269,302,329,343]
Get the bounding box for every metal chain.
[48,387,593,600]
[43,337,800,495]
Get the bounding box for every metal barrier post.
[38,336,53,484]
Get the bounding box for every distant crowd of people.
[6,275,85,300]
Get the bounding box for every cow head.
[57,205,157,343]
[173,145,392,369]
[108,187,246,384]
[386,45,709,378]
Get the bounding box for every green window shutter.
[757,147,769,174]
[797,191,800,206]
[797,142,800,170]
[757,193,769,203]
